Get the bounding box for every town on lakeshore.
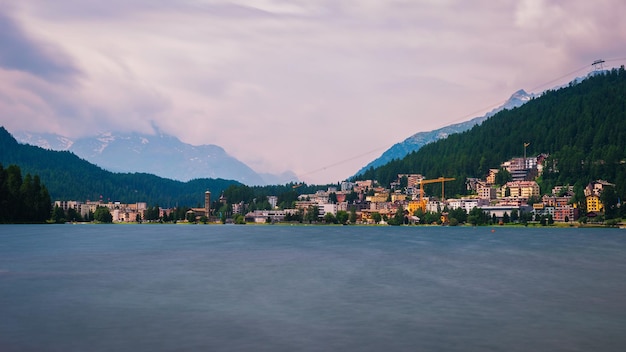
[3,67,625,227]
[51,153,621,227]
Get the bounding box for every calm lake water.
[1,224,626,352]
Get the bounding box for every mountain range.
[3,67,624,206]
[12,88,534,187]
[13,131,298,186]
[10,71,606,187]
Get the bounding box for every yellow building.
[407,200,425,214]
[391,192,407,202]
[486,169,499,185]
[504,181,540,199]
[586,195,603,212]
[366,193,389,203]
[583,180,614,213]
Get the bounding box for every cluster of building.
[55,154,617,224]
[245,155,615,224]
[54,199,172,222]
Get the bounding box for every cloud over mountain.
[0,0,624,184]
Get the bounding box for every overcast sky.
[1,0,625,184]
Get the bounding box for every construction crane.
[412,177,456,213]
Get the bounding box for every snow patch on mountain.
[13,130,298,186]
[16,132,74,150]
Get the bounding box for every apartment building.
[447,198,489,213]
[584,180,615,213]
[503,181,540,199]
[477,184,497,200]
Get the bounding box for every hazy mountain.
[14,131,297,186]
[355,89,535,176]
[0,126,240,205]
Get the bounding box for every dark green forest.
[0,164,51,223]
[357,67,626,199]
[0,127,240,206]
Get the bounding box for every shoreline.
[3,220,621,229]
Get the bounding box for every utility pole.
[523,142,530,169]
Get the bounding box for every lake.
[1,224,626,351]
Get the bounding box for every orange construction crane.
[412,177,455,213]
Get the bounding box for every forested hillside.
[0,127,239,206]
[357,67,626,198]
[0,164,51,223]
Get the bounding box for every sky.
[1,0,625,185]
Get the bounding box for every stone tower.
[204,191,211,217]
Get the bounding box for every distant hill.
[0,127,239,206]
[356,67,626,198]
[13,131,298,186]
[355,90,534,176]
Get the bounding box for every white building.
[268,196,278,209]
[318,203,338,218]
[480,205,533,218]
[244,210,289,223]
[426,200,444,213]
[447,198,490,214]
[341,181,355,192]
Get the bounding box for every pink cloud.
[0,0,624,184]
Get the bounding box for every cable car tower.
[592,59,605,71]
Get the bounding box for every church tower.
[204,191,211,217]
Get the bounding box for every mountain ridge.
[355,89,534,176]
[13,130,298,186]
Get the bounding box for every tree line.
[0,164,51,223]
